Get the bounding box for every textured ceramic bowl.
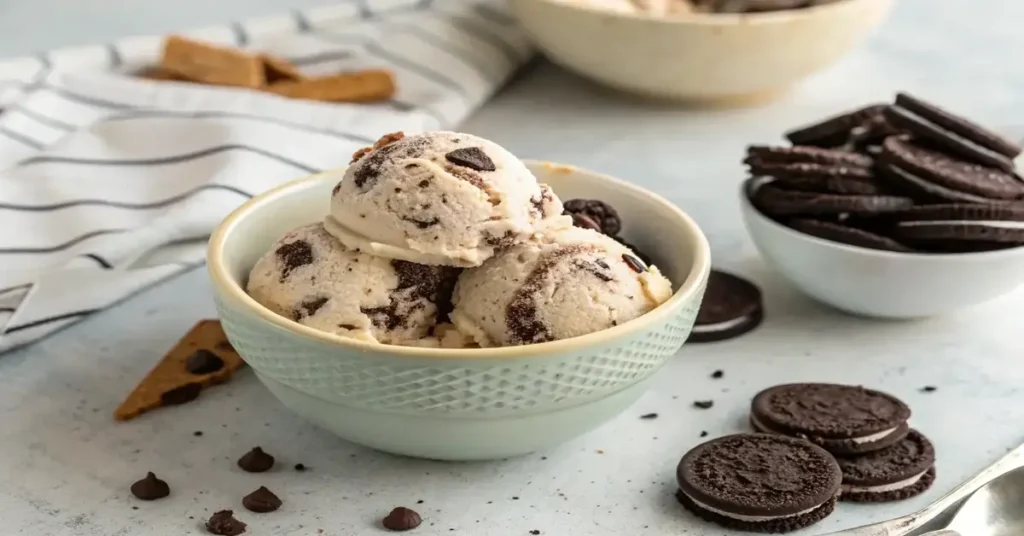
[740,177,1024,319]
[208,161,711,460]
[509,0,893,103]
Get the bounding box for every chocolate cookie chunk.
[892,203,1024,249]
[745,146,875,180]
[750,383,911,455]
[786,219,914,253]
[237,447,275,473]
[382,507,422,531]
[879,136,1024,202]
[837,429,936,502]
[676,433,841,533]
[785,104,888,148]
[751,183,914,217]
[242,486,282,513]
[563,199,622,236]
[886,93,1021,172]
[130,472,170,501]
[445,147,496,172]
[207,510,246,535]
[688,270,763,343]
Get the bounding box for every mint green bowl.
[207,161,711,461]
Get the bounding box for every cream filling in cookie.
[750,414,899,445]
[681,490,824,522]
[842,469,929,494]
[691,316,751,334]
[898,220,1024,229]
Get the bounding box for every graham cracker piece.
[160,35,264,88]
[114,319,245,421]
[261,55,303,85]
[265,69,396,102]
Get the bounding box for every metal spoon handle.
[825,440,1024,536]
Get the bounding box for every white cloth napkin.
[0,0,534,352]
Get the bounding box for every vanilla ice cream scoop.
[450,227,673,347]
[325,131,570,267]
[247,222,460,345]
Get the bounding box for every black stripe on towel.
[0,127,44,150]
[4,309,98,334]
[20,144,321,173]
[0,183,253,212]
[0,229,125,255]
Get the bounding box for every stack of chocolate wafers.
[747,93,1024,253]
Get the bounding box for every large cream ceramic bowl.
[208,161,711,461]
[509,0,893,102]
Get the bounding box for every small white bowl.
[509,0,893,103]
[740,178,1024,318]
[207,161,711,460]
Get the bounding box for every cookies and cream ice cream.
[450,227,673,347]
[247,222,459,345]
[324,131,570,268]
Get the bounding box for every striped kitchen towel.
[0,0,534,352]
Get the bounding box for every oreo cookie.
[879,136,1024,203]
[836,429,936,503]
[689,270,763,343]
[676,433,841,533]
[770,175,886,196]
[893,203,1024,249]
[750,383,911,455]
[785,104,888,149]
[786,219,914,253]
[745,146,875,181]
[886,93,1021,172]
[751,182,914,217]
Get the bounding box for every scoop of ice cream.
[450,227,673,347]
[247,222,460,345]
[324,131,570,267]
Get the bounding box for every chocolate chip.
[621,253,647,273]
[693,400,714,409]
[275,240,313,280]
[295,297,328,320]
[563,199,622,235]
[206,510,246,535]
[921,385,937,392]
[445,147,496,172]
[294,463,306,471]
[237,447,275,473]
[242,486,282,513]
[160,383,201,405]
[186,349,224,374]
[700,431,708,437]
[130,472,170,501]
[570,213,601,232]
[382,507,422,531]
[639,413,658,420]
[711,370,724,379]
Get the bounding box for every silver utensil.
[822,439,1024,536]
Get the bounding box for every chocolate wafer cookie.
[751,182,914,217]
[893,203,1024,249]
[745,145,875,180]
[785,104,888,149]
[750,383,911,455]
[688,270,763,343]
[886,93,1021,172]
[837,429,936,503]
[787,219,914,252]
[676,433,841,533]
[879,136,1024,203]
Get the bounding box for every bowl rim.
[207,160,712,360]
[512,0,890,26]
[740,176,1024,261]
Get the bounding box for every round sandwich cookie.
[785,104,888,148]
[879,136,1024,202]
[886,93,1021,172]
[750,383,911,455]
[745,146,875,181]
[676,433,842,533]
[688,270,763,343]
[893,203,1024,249]
[770,175,887,196]
[836,429,936,503]
[786,219,915,253]
[751,183,914,218]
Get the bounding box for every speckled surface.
[2,1,1024,534]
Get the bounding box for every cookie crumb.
[921,385,937,392]
[294,463,306,472]
[639,413,658,420]
[382,507,422,531]
[194,430,203,437]
[700,431,708,437]
[529,531,541,535]
[711,370,724,379]
[693,400,714,409]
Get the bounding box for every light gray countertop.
[2,1,1024,535]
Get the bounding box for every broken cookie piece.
[114,319,245,421]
